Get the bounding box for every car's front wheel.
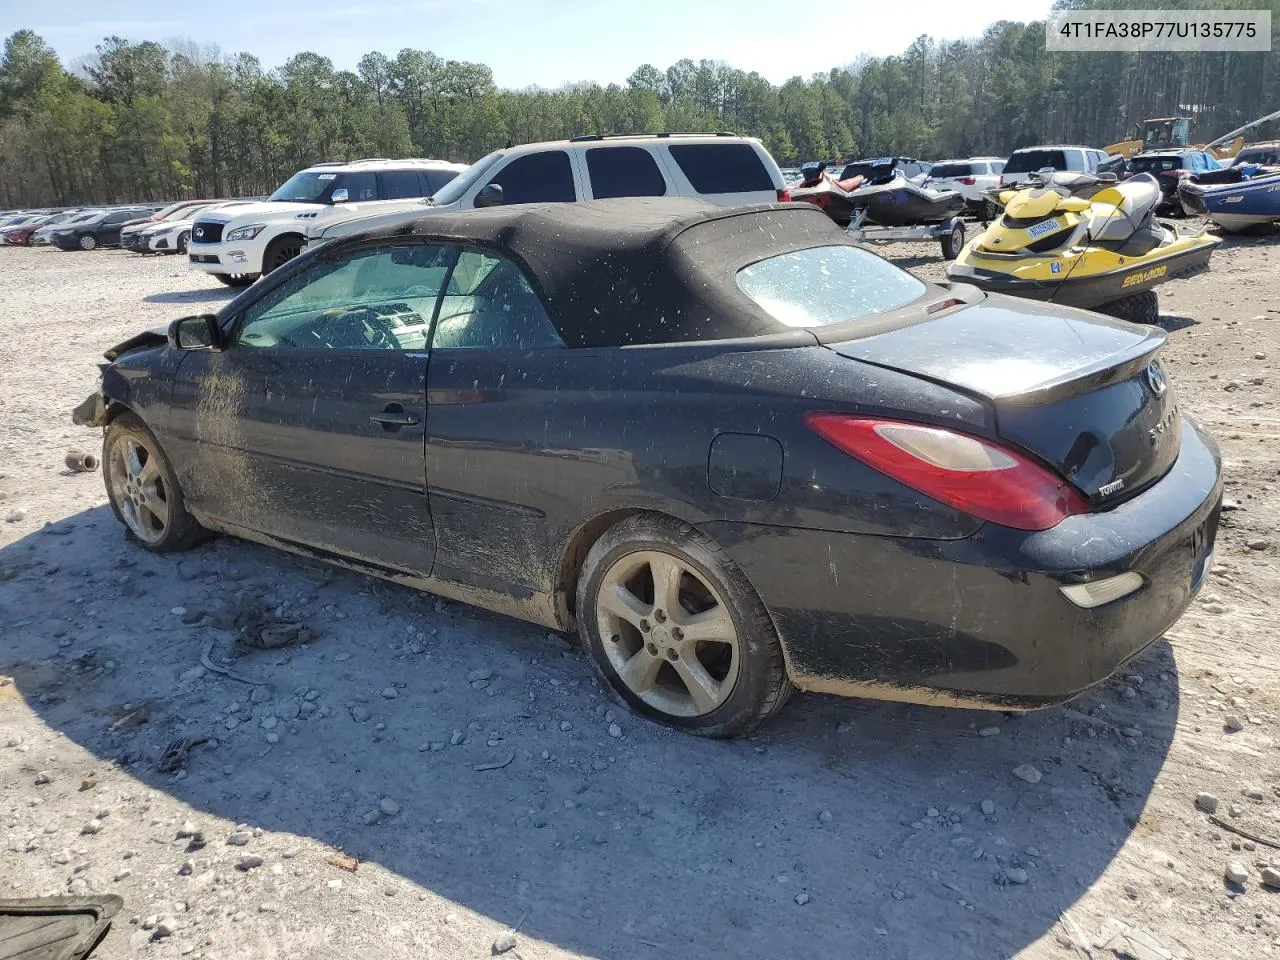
[262,235,304,276]
[79,234,97,250]
[103,413,205,552]
[576,514,792,738]
[213,273,258,287]
[176,231,191,254]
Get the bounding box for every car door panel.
[423,249,576,593]
[171,348,432,573]
[166,241,454,576]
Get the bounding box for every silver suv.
[306,133,789,246]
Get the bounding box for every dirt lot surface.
[0,232,1277,960]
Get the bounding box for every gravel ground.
[0,234,1277,960]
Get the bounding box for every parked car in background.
[3,211,81,245]
[926,157,1005,212]
[1228,140,1280,166]
[187,158,466,286]
[1128,149,1223,211]
[49,207,155,250]
[139,201,255,254]
[32,210,98,246]
[304,134,790,251]
[121,199,228,251]
[0,213,52,243]
[1000,145,1126,188]
[75,197,1221,737]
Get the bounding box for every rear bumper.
[704,416,1222,709]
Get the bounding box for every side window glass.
[339,171,379,201]
[236,244,454,351]
[432,251,563,351]
[991,161,1005,174]
[422,169,459,195]
[381,170,426,199]
[481,151,575,205]
[585,146,667,198]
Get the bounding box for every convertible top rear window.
[735,246,926,327]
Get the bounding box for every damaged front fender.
[71,390,108,428]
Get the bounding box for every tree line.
[0,0,1277,208]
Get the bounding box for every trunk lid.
[823,296,1179,505]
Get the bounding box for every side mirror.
[168,314,220,351]
[475,183,504,208]
[331,188,349,204]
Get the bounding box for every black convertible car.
[73,198,1222,737]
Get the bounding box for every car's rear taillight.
[1173,169,1191,178]
[777,187,791,202]
[804,414,1088,531]
[960,176,976,185]
[998,176,1005,187]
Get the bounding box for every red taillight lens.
[998,176,1005,187]
[777,187,791,202]
[960,176,976,185]
[1174,169,1191,178]
[804,414,1088,531]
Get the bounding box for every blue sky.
[7,0,1055,89]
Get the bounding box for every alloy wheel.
[108,437,170,545]
[270,242,301,271]
[79,235,96,250]
[595,550,740,717]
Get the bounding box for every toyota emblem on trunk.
[1145,361,1167,396]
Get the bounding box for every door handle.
[370,402,420,429]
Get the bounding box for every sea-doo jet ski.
[948,172,1220,323]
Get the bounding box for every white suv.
[999,145,1125,188]
[926,157,1005,211]
[187,158,466,286]
[304,134,789,247]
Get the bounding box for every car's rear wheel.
[262,235,304,276]
[79,234,97,251]
[213,273,257,287]
[1099,290,1159,325]
[103,413,205,553]
[576,514,792,738]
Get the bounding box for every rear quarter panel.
[426,342,992,599]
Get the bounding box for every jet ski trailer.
[845,206,968,260]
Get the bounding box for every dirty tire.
[213,273,257,287]
[576,513,792,738]
[941,221,965,260]
[262,235,304,276]
[78,234,97,251]
[102,412,206,553]
[1099,289,1159,325]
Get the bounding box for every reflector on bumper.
[1059,572,1144,609]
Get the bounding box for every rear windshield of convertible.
[735,245,926,327]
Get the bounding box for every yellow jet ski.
[947,172,1220,323]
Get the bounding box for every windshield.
[429,152,503,206]
[158,204,202,222]
[736,245,926,327]
[1004,150,1068,174]
[270,171,344,203]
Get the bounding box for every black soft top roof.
[360,197,854,348]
